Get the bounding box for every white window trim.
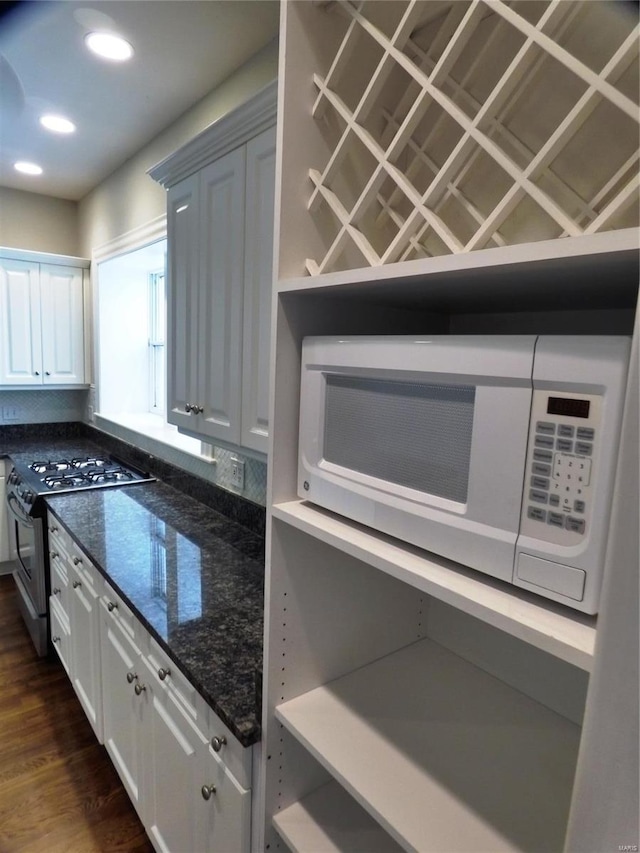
[92,214,215,464]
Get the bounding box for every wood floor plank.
[0,574,153,853]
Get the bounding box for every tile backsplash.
[0,389,89,424]
[0,388,268,506]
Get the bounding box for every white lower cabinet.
[48,512,252,852]
[48,520,103,740]
[142,653,251,853]
[100,600,146,818]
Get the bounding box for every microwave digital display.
[547,396,591,418]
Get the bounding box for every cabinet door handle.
[52,636,60,643]
[126,672,138,684]
[201,784,217,800]
[107,601,118,612]
[50,551,59,560]
[158,667,170,681]
[49,525,58,533]
[45,371,51,376]
[52,587,61,596]
[134,682,146,695]
[210,735,227,752]
[195,404,204,414]
[73,557,82,566]
[72,580,81,589]
[185,403,193,413]
[34,371,40,376]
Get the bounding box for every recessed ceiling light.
[14,161,43,176]
[40,114,76,134]
[85,31,134,62]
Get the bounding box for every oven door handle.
[6,493,33,528]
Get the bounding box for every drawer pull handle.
[158,667,171,681]
[134,683,146,696]
[50,526,58,533]
[126,672,138,684]
[52,587,61,595]
[211,736,227,753]
[73,557,82,566]
[201,784,216,800]
[107,601,118,612]
[72,580,81,589]
[50,552,59,560]
[52,636,60,643]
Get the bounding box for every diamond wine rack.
[298,0,639,276]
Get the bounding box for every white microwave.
[298,335,631,614]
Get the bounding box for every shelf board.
[275,637,581,853]
[272,500,596,671]
[277,229,639,313]
[273,780,404,853]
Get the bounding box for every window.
[148,268,166,414]
[96,235,210,460]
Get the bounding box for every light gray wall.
[0,187,79,255]
[78,39,278,257]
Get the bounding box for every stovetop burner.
[43,473,89,489]
[10,452,155,516]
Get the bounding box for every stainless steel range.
[5,453,154,655]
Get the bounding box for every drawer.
[50,596,71,676]
[146,637,197,717]
[101,579,138,642]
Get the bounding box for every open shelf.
[277,1,639,278]
[275,637,581,853]
[272,500,596,671]
[273,780,404,853]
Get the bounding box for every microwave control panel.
[520,389,602,546]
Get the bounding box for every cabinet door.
[241,126,276,454]
[0,258,42,385]
[50,597,72,676]
[100,607,146,820]
[197,147,246,445]
[201,745,251,853]
[143,662,208,853]
[39,264,85,385]
[167,173,200,431]
[69,562,103,741]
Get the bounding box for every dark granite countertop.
[1,428,265,747]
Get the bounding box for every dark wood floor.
[0,573,153,853]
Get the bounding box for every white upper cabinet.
[39,264,85,385]
[0,253,87,387]
[150,83,277,455]
[167,172,201,433]
[241,128,277,453]
[197,146,247,447]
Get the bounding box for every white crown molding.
[92,214,167,264]
[0,246,90,267]
[148,79,278,188]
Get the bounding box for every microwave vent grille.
[324,375,475,503]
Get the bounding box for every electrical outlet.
[1,406,20,421]
[230,457,245,490]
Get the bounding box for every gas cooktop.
[8,453,155,516]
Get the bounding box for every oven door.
[6,493,47,616]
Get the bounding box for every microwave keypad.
[526,420,596,536]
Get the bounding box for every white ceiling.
[0,0,280,201]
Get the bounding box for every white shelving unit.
[261,2,639,852]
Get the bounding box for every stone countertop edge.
[45,484,264,748]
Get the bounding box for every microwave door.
[299,335,537,582]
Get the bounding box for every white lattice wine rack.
[278,0,640,277]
